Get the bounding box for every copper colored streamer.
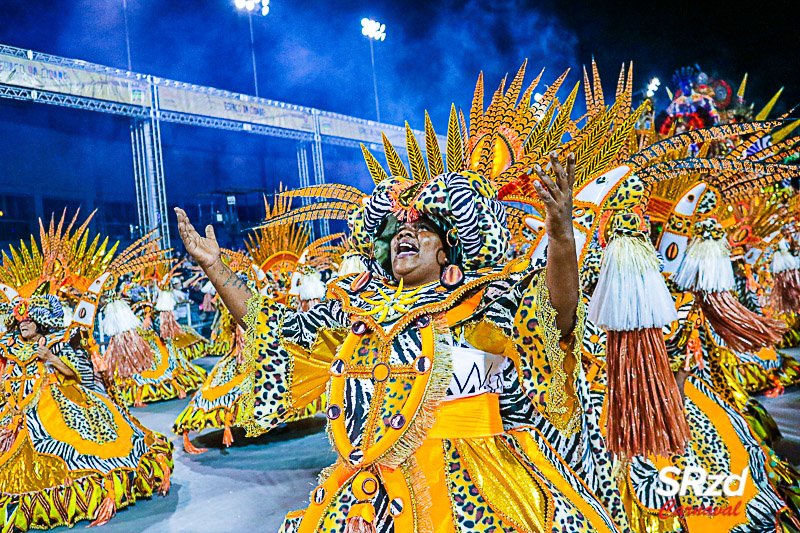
[141,312,152,330]
[344,517,376,533]
[90,347,108,372]
[605,328,690,458]
[159,310,183,339]
[772,269,800,315]
[697,291,787,353]
[105,330,154,379]
[0,426,19,454]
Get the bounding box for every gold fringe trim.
[0,438,173,531]
[179,341,209,361]
[237,293,269,437]
[118,368,206,406]
[316,461,341,487]
[172,400,244,434]
[778,354,800,386]
[533,269,585,437]
[377,321,453,469]
[402,455,433,533]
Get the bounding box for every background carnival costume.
[0,212,173,532]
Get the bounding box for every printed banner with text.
[0,53,150,106]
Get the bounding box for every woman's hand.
[37,345,78,381]
[36,345,58,365]
[530,151,579,334]
[173,207,251,327]
[174,207,222,270]
[532,152,576,244]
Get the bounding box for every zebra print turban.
[349,171,510,272]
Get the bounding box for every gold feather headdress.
[251,60,800,271]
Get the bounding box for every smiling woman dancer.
[173,61,656,532]
[174,150,627,533]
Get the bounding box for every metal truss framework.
[0,44,433,243]
[0,85,149,119]
[130,84,170,249]
[157,110,314,142]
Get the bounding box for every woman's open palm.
[174,207,220,269]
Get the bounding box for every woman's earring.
[440,264,464,290]
[446,228,459,248]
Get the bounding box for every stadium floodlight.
[361,18,386,41]
[361,18,386,121]
[233,0,270,97]
[235,0,269,16]
[644,77,660,99]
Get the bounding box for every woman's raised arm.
[174,207,252,327]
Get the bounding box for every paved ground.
[52,353,800,533]
[758,386,800,465]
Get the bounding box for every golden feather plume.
[755,87,783,121]
[540,82,580,157]
[626,120,784,170]
[382,132,408,178]
[523,102,556,157]
[406,122,429,182]
[591,57,604,110]
[531,69,570,121]
[582,65,594,117]
[469,72,485,139]
[458,108,469,168]
[279,183,366,206]
[361,143,389,185]
[253,201,354,230]
[576,101,645,184]
[446,104,463,173]
[512,74,541,141]
[425,111,445,177]
[475,76,509,177]
[246,194,311,267]
[501,61,529,124]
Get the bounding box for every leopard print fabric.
[444,439,518,533]
[51,385,119,444]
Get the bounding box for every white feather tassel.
[155,290,177,312]
[200,281,217,294]
[588,235,678,330]
[101,300,142,337]
[62,305,74,328]
[298,271,326,301]
[337,254,368,277]
[772,240,800,273]
[673,237,735,293]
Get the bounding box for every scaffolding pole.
[131,81,170,251]
[311,110,329,236]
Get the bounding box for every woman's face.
[18,318,40,341]
[390,218,447,287]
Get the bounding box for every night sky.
[0,0,798,247]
